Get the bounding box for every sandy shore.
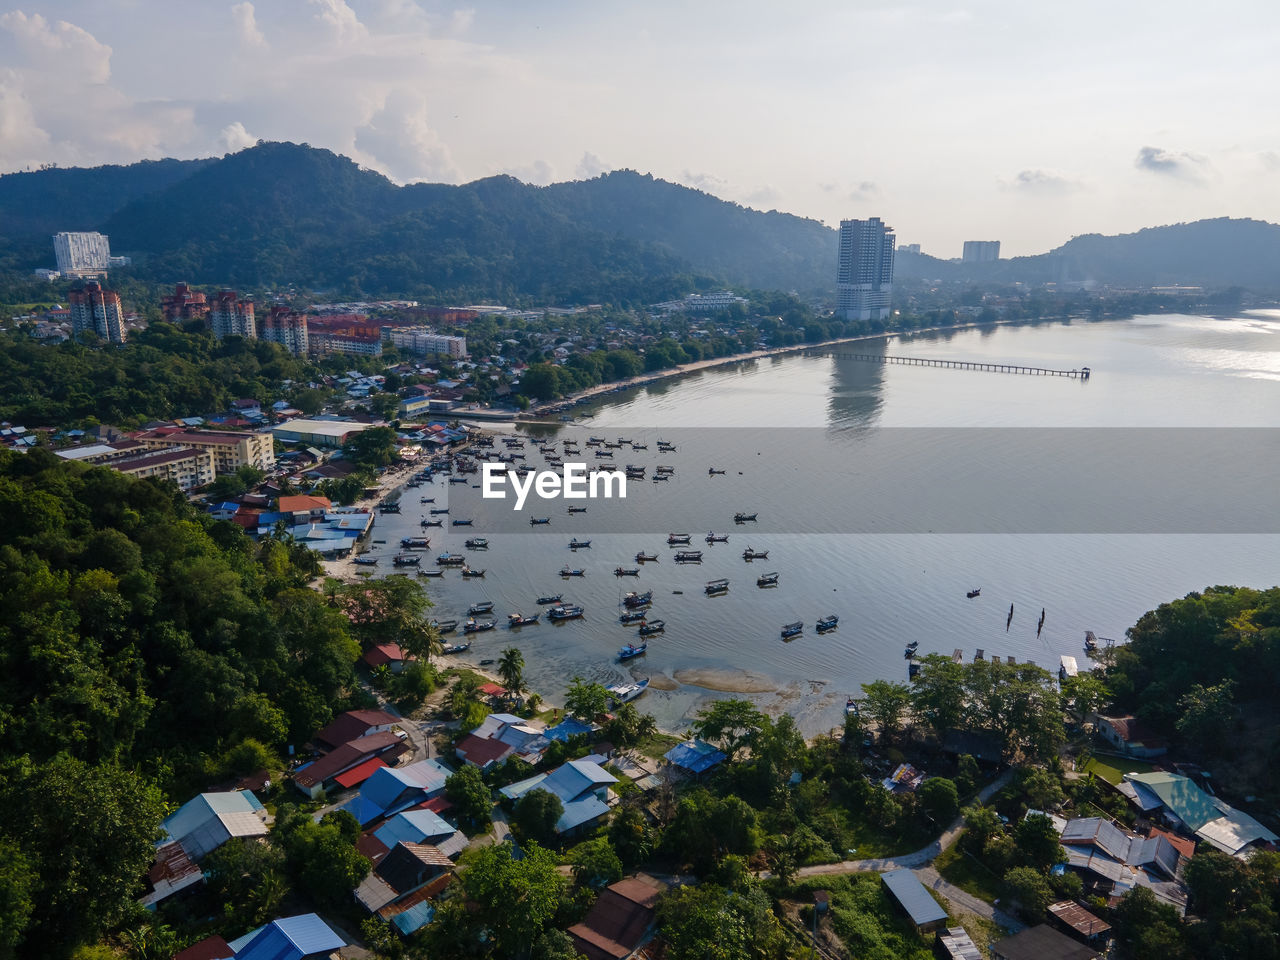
[317,459,424,584]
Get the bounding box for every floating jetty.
[828,351,1091,379]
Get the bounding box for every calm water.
[367,314,1280,735]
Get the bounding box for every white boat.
[607,677,650,704]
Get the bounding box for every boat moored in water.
[705,578,730,595]
[618,642,647,661]
[569,539,592,549]
[507,613,541,627]
[674,550,703,562]
[401,537,431,548]
[623,590,653,608]
[463,618,495,634]
[615,567,640,577]
[441,641,471,654]
[536,593,563,605]
[638,619,665,636]
[353,557,379,566]
[531,517,551,525]
[465,538,489,549]
[816,615,839,631]
[781,621,804,640]
[756,572,779,587]
[619,611,646,624]
[431,619,458,633]
[734,512,757,522]
[560,566,586,577]
[468,601,495,615]
[436,553,466,566]
[635,552,658,563]
[608,677,650,702]
[392,554,421,566]
[461,567,486,578]
[742,547,769,560]
[967,588,982,599]
[548,604,585,621]
[667,533,691,545]
[705,532,729,543]
[418,569,444,578]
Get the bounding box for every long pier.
[827,352,1090,379]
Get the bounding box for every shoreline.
[524,316,1048,418]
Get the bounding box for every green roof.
[1126,772,1219,831]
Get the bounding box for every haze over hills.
[1,142,1278,299]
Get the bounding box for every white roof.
[1197,805,1279,857]
[273,419,376,438]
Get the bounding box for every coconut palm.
[498,647,526,704]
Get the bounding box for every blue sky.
[2,0,1277,255]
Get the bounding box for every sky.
[2,0,1278,256]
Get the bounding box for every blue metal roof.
[234,914,345,960]
[161,792,262,846]
[374,809,454,848]
[880,868,947,927]
[390,902,435,935]
[664,739,726,774]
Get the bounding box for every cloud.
[1134,145,1211,181]
[575,151,608,179]
[218,121,257,153]
[1,11,112,83]
[745,185,780,207]
[1260,151,1280,173]
[231,2,267,50]
[679,169,728,194]
[501,159,554,185]
[353,89,456,182]
[308,0,367,43]
[1002,168,1084,195]
[848,180,881,201]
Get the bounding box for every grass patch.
[1082,754,1157,785]
[785,875,934,959]
[634,731,682,761]
[934,836,1005,904]
[841,818,937,860]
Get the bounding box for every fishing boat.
[536,593,563,605]
[588,436,606,444]
[614,567,641,577]
[623,590,653,608]
[461,567,486,578]
[353,556,379,566]
[635,552,658,563]
[619,611,647,624]
[530,517,551,525]
[674,550,703,562]
[463,619,495,634]
[638,619,665,636]
[618,642,647,661]
[734,512,758,523]
[392,555,421,567]
[548,604,585,621]
[742,547,769,560]
[422,519,443,527]
[448,477,468,484]
[568,506,587,514]
[651,473,671,482]
[451,518,474,526]
[845,698,860,717]
[966,588,981,599]
[595,450,614,458]
[401,537,431,549]
[705,578,730,595]
[569,539,592,549]
[468,601,495,615]
[507,613,541,627]
[816,615,839,631]
[667,533,691,545]
[655,465,675,474]
[705,532,729,543]
[1084,630,1099,654]
[430,507,449,514]
[465,538,489,549]
[608,678,650,703]
[904,640,919,658]
[631,443,648,450]
[781,621,804,640]
[379,501,401,512]
[560,566,586,577]
[441,641,471,654]
[420,497,435,503]
[708,468,726,475]
[417,569,444,578]
[436,553,466,566]
[756,572,779,587]
[431,619,458,633]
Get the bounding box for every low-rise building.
[314,708,400,752]
[991,924,1100,960]
[133,427,275,473]
[1121,771,1279,859]
[568,875,667,960]
[292,731,408,799]
[500,758,618,835]
[272,418,378,448]
[1094,715,1169,758]
[880,868,948,934]
[336,758,454,825]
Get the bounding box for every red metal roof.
[174,935,234,960]
[334,756,389,788]
[454,733,513,769]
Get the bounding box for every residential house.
[663,739,726,776]
[1056,815,1186,911]
[227,914,345,960]
[991,925,1100,960]
[357,808,467,864]
[174,935,234,960]
[363,643,411,673]
[292,731,407,799]
[314,709,401,752]
[1121,772,1279,859]
[936,927,984,960]
[880,868,948,933]
[567,875,667,960]
[277,494,333,522]
[354,841,454,914]
[500,758,618,835]
[337,758,454,825]
[142,791,269,906]
[1094,715,1169,758]
[1047,901,1111,944]
[454,713,549,770]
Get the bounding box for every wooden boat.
[845,698,860,717]
[401,537,431,549]
[353,557,379,566]
[421,519,443,527]
[431,619,458,633]
[465,538,489,549]
[530,517,551,525]
[619,611,647,624]
[568,506,587,513]
[623,590,653,608]
[630,443,648,450]
[967,588,981,599]
[430,508,449,514]
[614,567,640,577]
[420,497,435,503]
[436,553,466,566]
[618,642,647,661]
[569,539,592,549]
[417,569,444,578]
[816,615,839,631]
[468,601,495,615]
[463,619,495,634]
[536,594,563,605]
[781,621,804,640]
[705,578,730,595]
[441,641,471,654]
[461,567,486,578]
[448,477,468,484]
[708,468,726,475]
[756,572,779,587]
[548,604,585,621]
[635,552,658,563]
[595,450,614,458]
[674,550,703,562]
[705,532,729,543]
[392,555,421,566]
[667,533,691,545]
[560,567,586,577]
[608,678,650,703]
[638,619,665,636]
[379,501,401,512]
[451,518,474,526]
[655,465,675,474]
[742,548,768,560]
[507,613,541,627]
[734,512,757,522]
[651,473,671,482]
[905,641,919,658]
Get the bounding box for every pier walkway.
[826,351,1091,379]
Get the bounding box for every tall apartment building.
[962,241,1001,263]
[837,217,895,322]
[309,331,383,357]
[209,291,257,339]
[133,428,275,473]
[52,231,112,275]
[260,307,310,356]
[68,281,127,343]
[161,283,210,323]
[383,327,467,358]
[897,243,922,255]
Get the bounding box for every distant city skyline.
[2,1,1278,256]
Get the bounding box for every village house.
[1094,715,1169,758]
[567,875,668,960]
[500,758,619,835]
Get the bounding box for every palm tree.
[402,618,443,665]
[498,647,526,704]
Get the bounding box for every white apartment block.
[53,232,112,275]
[837,217,896,322]
[383,327,468,358]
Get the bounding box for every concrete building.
[383,327,467,358]
[309,331,383,357]
[962,240,1001,262]
[261,307,310,356]
[161,283,210,323]
[133,427,276,473]
[68,281,127,343]
[837,217,895,322]
[209,291,257,339]
[112,446,216,492]
[53,231,111,275]
[272,418,377,448]
[897,242,922,255]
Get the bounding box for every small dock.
[829,351,1090,379]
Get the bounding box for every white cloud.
[231,2,267,50]
[1134,145,1212,183]
[353,89,456,183]
[1,10,112,83]
[308,0,368,43]
[501,159,554,185]
[575,151,608,179]
[218,121,257,153]
[0,72,52,170]
[1001,169,1084,195]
